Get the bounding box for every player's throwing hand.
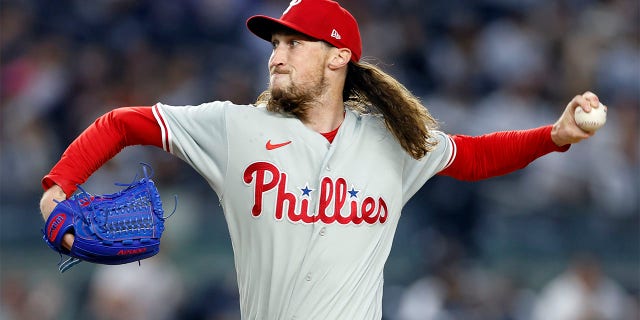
[551,91,607,146]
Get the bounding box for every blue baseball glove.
[43,164,174,272]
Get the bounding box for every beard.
[266,71,328,122]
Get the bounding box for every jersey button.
[326,165,332,171]
[305,273,312,281]
[319,227,326,236]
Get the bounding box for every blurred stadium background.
[1,0,638,319]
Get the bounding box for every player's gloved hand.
[41,164,175,272]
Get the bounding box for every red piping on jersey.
[152,104,171,152]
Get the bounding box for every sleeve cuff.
[42,175,77,198]
[541,125,571,153]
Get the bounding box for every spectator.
[532,253,635,320]
[86,254,185,320]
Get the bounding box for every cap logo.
[283,0,302,15]
[331,29,341,40]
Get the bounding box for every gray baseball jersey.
[152,101,454,319]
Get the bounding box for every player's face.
[268,32,330,103]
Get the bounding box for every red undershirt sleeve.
[437,125,570,181]
[42,106,163,197]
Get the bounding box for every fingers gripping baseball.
[551,91,607,146]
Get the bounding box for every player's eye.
[289,40,301,47]
[270,37,302,49]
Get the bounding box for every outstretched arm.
[439,92,605,181]
[39,106,162,249]
[42,107,163,197]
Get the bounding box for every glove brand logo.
[117,248,147,255]
[78,196,95,207]
[47,213,66,242]
[243,161,388,225]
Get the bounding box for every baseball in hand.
[574,102,607,132]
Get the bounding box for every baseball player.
[39,0,605,319]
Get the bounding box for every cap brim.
[247,15,316,42]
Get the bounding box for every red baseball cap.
[246,0,362,62]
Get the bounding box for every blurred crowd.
[1,0,638,319]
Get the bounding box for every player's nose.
[269,46,287,69]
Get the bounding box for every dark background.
[1,0,638,319]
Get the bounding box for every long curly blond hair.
[256,60,439,160]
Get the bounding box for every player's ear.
[328,48,351,70]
